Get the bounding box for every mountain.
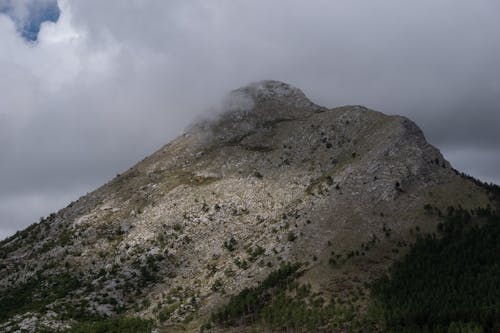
[0,81,498,333]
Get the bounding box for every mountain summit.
[0,81,496,332]
[193,80,324,144]
[227,80,322,113]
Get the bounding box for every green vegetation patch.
[66,316,152,333]
[208,263,301,327]
[371,207,500,333]
[0,273,81,322]
[205,262,359,332]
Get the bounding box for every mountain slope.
[0,81,495,332]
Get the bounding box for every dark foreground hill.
[0,81,499,333]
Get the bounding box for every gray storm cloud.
[0,0,499,239]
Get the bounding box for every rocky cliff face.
[0,81,492,332]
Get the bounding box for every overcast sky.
[1,0,499,240]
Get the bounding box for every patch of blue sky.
[0,0,60,41]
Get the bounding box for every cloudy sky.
[1,0,499,240]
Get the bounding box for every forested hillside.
[370,180,500,333]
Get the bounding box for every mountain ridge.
[0,81,495,333]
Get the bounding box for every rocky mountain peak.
[231,80,314,107]
[194,80,325,143]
